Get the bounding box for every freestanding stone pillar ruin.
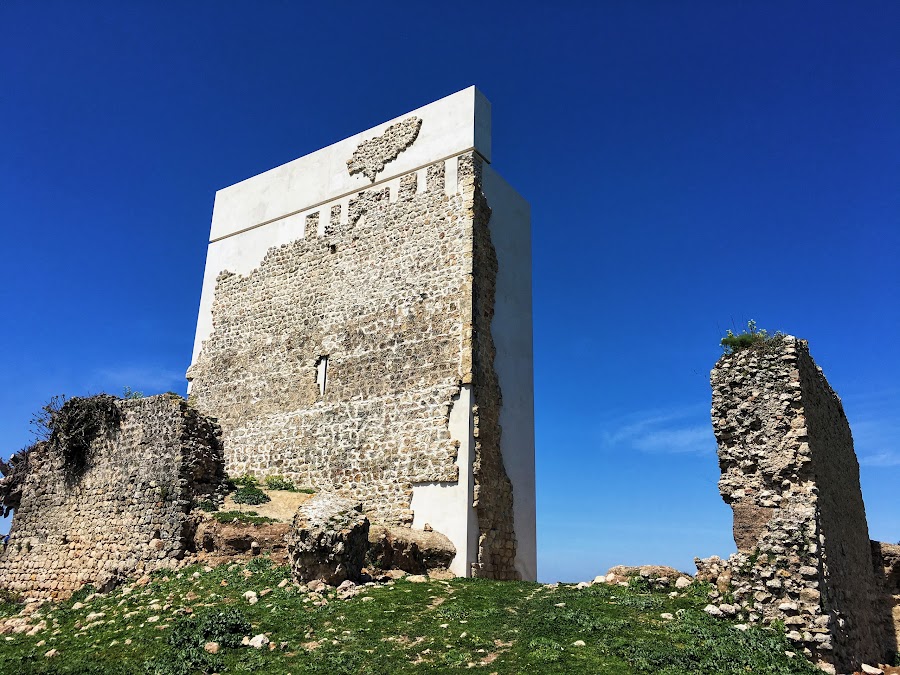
[704,335,891,672]
[187,87,536,581]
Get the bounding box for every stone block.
[286,493,369,585]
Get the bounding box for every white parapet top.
[208,86,491,242]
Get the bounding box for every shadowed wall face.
[708,336,891,672]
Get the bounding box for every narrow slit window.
[315,356,328,396]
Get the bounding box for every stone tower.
[187,87,536,581]
[708,336,889,671]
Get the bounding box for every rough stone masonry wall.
[872,541,900,656]
[188,153,518,578]
[466,153,518,580]
[0,395,224,599]
[704,336,890,672]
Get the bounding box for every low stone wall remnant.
[0,394,226,599]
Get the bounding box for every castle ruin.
[0,395,224,598]
[185,87,536,581]
[698,336,897,672]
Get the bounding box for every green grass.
[212,511,276,525]
[0,559,821,674]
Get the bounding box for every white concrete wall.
[209,86,490,242]
[410,385,479,577]
[482,165,536,581]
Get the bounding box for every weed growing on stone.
[195,499,219,513]
[721,320,785,354]
[0,558,823,675]
[260,475,316,493]
[54,397,122,469]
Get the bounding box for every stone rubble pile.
[367,523,456,575]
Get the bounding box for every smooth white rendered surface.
[482,164,537,581]
[209,86,490,242]
[410,385,479,577]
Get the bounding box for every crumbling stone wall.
[466,154,518,580]
[703,336,890,671]
[188,154,518,578]
[0,394,224,599]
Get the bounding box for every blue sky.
[1,2,897,583]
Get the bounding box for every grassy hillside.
[0,557,821,674]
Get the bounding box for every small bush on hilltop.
[212,510,275,525]
[26,394,122,483]
[263,475,316,493]
[233,485,269,505]
[144,607,250,675]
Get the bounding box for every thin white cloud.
[632,425,716,454]
[859,451,900,468]
[601,406,717,455]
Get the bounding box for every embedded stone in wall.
[0,394,225,599]
[346,116,422,182]
[704,336,891,672]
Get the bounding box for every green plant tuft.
[232,484,270,505]
[263,475,296,491]
[196,499,219,513]
[720,320,784,354]
[232,474,260,488]
[212,510,275,525]
[44,395,122,482]
[144,607,250,674]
